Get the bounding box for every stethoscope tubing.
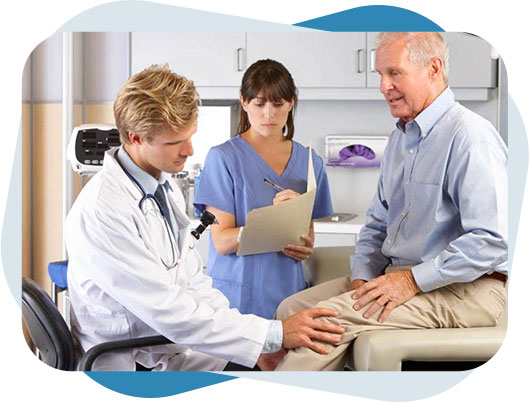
[115,150,179,268]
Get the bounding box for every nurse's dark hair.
[238,59,298,140]
[114,64,201,144]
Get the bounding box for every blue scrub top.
[194,136,333,318]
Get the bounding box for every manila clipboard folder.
[237,145,317,256]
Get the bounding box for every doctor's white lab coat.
[65,148,270,371]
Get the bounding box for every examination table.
[303,246,507,371]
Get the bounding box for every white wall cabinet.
[131,32,498,100]
[246,32,368,88]
[365,32,498,89]
[444,32,498,88]
[131,33,246,87]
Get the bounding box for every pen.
[263,178,285,192]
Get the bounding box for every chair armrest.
[78,335,173,371]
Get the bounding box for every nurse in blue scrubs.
[194,59,333,319]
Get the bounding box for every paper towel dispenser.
[325,135,388,167]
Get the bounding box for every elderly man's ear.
[429,58,444,80]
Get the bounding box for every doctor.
[65,65,344,371]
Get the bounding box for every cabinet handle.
[357,49,365,73]
[236,48,244,72]
[370,49,376,72]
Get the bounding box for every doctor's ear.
[128,132,143,145]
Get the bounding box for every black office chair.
[22,277,173,371]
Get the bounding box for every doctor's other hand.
[273,189,300,205]
[282,308,345,354]
[283,235,314,261]
[256,349,287,371]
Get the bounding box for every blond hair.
[114,64,201,144]
[376,32,449,83]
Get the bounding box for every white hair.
[375,32,449,83]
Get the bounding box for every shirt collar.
[396,87,455,138]
[116,146,172,195]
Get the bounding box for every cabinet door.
[367,32,381,88]
[366,32,498,89]
[247,32,367,88]
[444,32,498,88]
[131,33,246,87]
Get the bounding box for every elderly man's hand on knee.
[351,271,421,323]
[281,308,345,354]
[347,279,367,292]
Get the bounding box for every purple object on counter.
[338,144,376,161]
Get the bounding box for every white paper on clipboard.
[237,145,316,256]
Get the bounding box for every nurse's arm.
[206,205,241,256]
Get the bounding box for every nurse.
[195,59,333,319]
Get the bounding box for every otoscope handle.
[191,225,205,240]
[191,210,218,240]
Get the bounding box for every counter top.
[190,213,366,235]
[313,213,365,234]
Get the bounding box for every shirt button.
[387,239,392,244]
[405,181,409,186]
[401,212,406,216]
[409,149,414,154]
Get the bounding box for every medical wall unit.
[325,135,388,168]
[67,124,120,175]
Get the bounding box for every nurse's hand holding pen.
[273,189,315,261]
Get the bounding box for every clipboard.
[237,145,317,256]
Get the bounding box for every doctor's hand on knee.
[281,308,345,355]
[351,271,421,323]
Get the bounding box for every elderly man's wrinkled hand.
[351,271,421,323]
[347,279,366,292]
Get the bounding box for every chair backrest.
[22,278,76,371]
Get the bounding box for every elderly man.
[274,32,508,371]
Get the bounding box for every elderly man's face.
[376,40,435,123]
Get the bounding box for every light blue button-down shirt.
[351,88,508,292]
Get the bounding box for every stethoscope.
[116,150,179,269]
[115,149,219,269]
